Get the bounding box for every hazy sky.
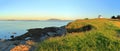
[0,0,120,20]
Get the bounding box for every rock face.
[66,24,93,33]
[11,26,67,41]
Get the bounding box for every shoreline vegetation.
[1,18,120,51]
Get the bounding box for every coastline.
[0,26,67,51]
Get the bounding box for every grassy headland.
[35,18,120,51]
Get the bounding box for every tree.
[111,16,116,19]
[117,15,120,19]
[98,15,103,18]
[84,18,89,20]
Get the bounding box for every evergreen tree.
[111,16,116,19]
[117,15,120,19]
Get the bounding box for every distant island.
[47,18,61,21]
[47,18,72,21]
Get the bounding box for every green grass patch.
[35,19,120,51]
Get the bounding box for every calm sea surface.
[0,20,71,39]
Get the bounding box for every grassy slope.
[36,18,120,51]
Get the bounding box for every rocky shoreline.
[0,26,67,51]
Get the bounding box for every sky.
[0,0,120,20]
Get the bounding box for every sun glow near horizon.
[0,15,78,20]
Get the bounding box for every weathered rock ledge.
[11,26,67,41]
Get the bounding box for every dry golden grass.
[113,21,120,28]
[10,45,31,51]
[26,40,35,46]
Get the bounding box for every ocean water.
[0,20,71,39]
